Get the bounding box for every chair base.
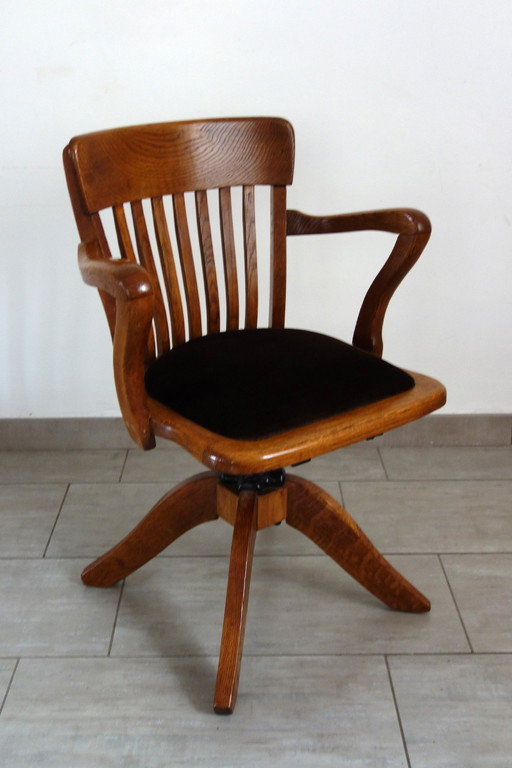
[81,470,430,714]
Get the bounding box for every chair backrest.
[63,118,295,354]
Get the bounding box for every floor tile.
[342,481,512,553]
[0,450,127,484]
[291,446,386,481]
[0,656,407,767]
[2,440,510,766]
[0,484,66,557]
[48,482,340,559]
[111,554,468,657]
[389,655,512,768]
[379,447,512,480]
[47,482,175,558]
[122,443,384,483]
[0,417,134,451]
[0,660,16,710]
[441,554,512,652]
[0,560,120,656]
[121,446,205,482]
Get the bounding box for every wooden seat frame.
[63,117,446,714]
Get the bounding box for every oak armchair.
[63,117,446,714]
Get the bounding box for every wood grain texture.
[151,196,186,347]
[81,472,218,587]
[112,298,156,450]
[113,204,137,262]
[286,208,430,236]
[195,189,220,333]
[148,371,446,475]
[287,208,431,356]
[243,185,258,328]
[270,185,287,327]
[172,192,202,339]
[63,143,118,336]
[217,483,287,530]
[214,491,258,714]
[63,120,448,714]
[218,187,239,330]
[131,199,170,356]
[286,474,430,612]
[64,118,444,455]
[67,118,295,211]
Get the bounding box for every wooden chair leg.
[214,491,258,715]
[81,471,218,587]
[286,474,430,612]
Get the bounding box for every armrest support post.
[286,208,431,356]
[78,240,156,449]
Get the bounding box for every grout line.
[334,477,512,483]
[108,580,126,656]
[437,554,474,653]
[2,476,512,487]
[118,450,130,483]
[376,447,390,480]
[385,655,412,768]
[6,551,512,562]
[42,483,71,559]
[0,658,20,717]
[1,651,511,662]
[337,480,345,507]
[106,650,481,659]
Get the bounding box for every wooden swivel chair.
[63,117,446,714]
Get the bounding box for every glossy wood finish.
[213,473,430,709]
[286,475,430,612]
[63,117,447,713]
[270,185,288,328]
[68,118,294,212]
[287,208,431,356]
[151,196,184,349]
[64,118,298,448]
[217,483,287,530]
[81,472,218,587]
[243,185,258,329]
[64,119,445,453]
[219,186,239,330]
[148,371,446,475]
[214,492,258,714]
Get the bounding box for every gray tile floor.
[0,443,511,767]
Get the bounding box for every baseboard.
[0,415,511,450]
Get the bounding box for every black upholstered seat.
[145,328,414,440]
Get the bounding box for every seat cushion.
[145,328,414,440]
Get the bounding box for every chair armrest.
[78,240,156,450]
[286,208,431,356]
[78,240,153,301]
[286,208,430,236]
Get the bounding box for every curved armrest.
[78,240,153,301]
[78,240,156,450]
[286,208,430,236]
[286,208,431,357]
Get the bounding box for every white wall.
[1,0,511,417]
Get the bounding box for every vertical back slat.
[269,185,287,328]
[131,200,171,355]
[113,202,157,359]
[243,185,258,328]
[195,190,220,333]
[219,187,239,330]
[113,204,137,261]
[92,213,117,338]
[172,193,203,340]
[151,197,186,347]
